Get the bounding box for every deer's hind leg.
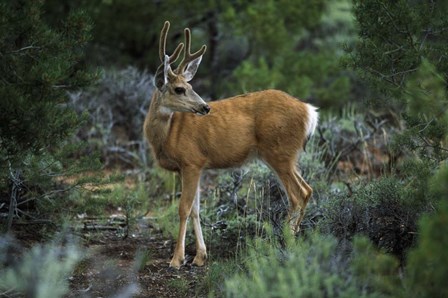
[290,168,312,231]
[263,154,311,234]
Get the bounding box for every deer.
[143,21,319,269]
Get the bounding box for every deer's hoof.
[192,252,207,267]
[169,257,184,269]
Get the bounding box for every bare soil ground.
[66,219,209,298]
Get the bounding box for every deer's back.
[165,90,309,169]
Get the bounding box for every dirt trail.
[67,219,208,297]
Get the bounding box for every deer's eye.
[174,87,186,95]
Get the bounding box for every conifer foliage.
[0,0,96,230]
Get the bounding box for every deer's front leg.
[170,167,201,269]
[191,183,207,266]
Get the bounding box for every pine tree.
[0,0,97,230]
[349,0,448,195]
[349,0,448,132]
[348,3,448,295]
[404,199,448,297]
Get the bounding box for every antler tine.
[170,43,184,64]
[159,21,170,63]
[159,21,185,64]
[175,28,207,74]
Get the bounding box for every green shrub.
[218,199,448,298]
[224,231,360,298]
[0,234,82,298]
[429,163,448,201]
[403,199,448,297]
[321,177,417,258]
[155,200,180,240]
[221,230,402,298]
[196,261,239,297]
[351,236,400,297]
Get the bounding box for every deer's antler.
[174,28,207,74]
[159,21,184,65]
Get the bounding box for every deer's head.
[154,21,210,116]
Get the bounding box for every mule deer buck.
[144,21,319,269]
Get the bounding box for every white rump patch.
[305,104,319,138]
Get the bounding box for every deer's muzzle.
[194,104,210,115]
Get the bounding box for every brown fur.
[144,88,315,268]
[145,90,309,171]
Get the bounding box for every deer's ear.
[155,55,172,90]
[183,55,202,82]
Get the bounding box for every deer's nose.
[202,104,211,115]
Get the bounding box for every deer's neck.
[145,91,174,163]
